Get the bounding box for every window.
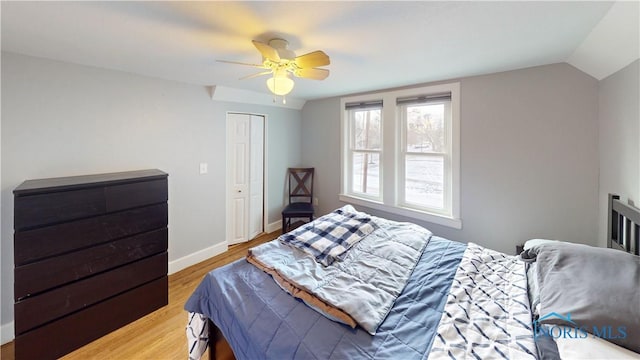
[398,94,451,215]
[340,83,461,229]
[345,101,383,200]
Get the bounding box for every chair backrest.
[288,168,314,204]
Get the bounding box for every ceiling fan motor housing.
[268,38,296,60]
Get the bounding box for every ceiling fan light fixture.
[266,72,294,96]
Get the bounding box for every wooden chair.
[281,168,315,234]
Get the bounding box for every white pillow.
[523,238,559,250]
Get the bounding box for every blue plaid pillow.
[279,205,377,266]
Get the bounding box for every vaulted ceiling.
[2,1,638,101]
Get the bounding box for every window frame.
[397,98,451,216]
[346,104,383,201]
[340,83,461,229]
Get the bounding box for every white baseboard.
[168,241,228,275]
[1,321,14,345]
[265,220,282,234]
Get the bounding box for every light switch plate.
[199,163,208,174]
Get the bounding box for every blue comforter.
[185,236,466,359]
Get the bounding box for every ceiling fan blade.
[239,71,273,80]
[217,59,265,68]
[294,50,330,68]
[252,40,280,62]
[294,68,330,80]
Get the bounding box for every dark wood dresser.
[13,169,168,359]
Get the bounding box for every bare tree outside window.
[404,104,447,209]
[406,104,444,153]
[351,109,381,197]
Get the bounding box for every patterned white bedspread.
[186,312,208,360]
[430,243,537,359]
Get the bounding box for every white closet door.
[228,113,250,245]
[227,113,265,245]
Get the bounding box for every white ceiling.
[1,1,636,101]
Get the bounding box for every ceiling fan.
[218,38,330,102]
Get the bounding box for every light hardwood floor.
[1,231,277,360]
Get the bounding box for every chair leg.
[282,216,286,234]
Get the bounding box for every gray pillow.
[526,262,540,316]
[533,242,640,353]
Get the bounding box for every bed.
[185,194,640,360]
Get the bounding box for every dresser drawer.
[14,177,168,231]
[106,178,168,212]
[14,203,168,265]
[14,188,105,230]
[15,252,168,334]
[15,227,167,300]
[14,277,167,360]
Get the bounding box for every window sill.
[339,194,462,230]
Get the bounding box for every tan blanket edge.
[246,253,358,329]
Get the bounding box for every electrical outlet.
[313,197,319,206]
[199,163,208,174]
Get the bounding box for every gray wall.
[1,52,301,333]
[302,63,600,254]
[597,59,640,247]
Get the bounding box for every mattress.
[184,236,466,359]
[185,230,640,360]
